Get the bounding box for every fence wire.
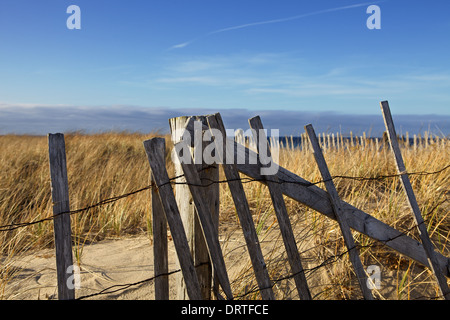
[0,164,448,232]
[1,163,449,300]
[75,231,445,301]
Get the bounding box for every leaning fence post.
[143,137,203,300]
[207,113,275,300]
[380,100,450,300]
[305,124,374,300]
[249,116,312,300]
[175,140,233,300]
[48,133,75,300]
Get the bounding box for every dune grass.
[0,131,448,299]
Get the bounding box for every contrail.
[168,1,384,50]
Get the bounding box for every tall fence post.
[48,133,75,300]
[169,115,219,300]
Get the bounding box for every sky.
[0,0,449,136]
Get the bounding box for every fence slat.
[175,141,233,300]
[48,133,75,300]
[249,116,312,300]
[151,141,169,300]
[143,137,203,300]
[206,113,275,300]
[305,124,374,300]
[380,100,450,300]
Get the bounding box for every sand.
[4,236,171,300]
[3,228,254,300]
[2,227,438,300]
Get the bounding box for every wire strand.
[0,163,448,232]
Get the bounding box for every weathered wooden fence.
[47,100,450,300]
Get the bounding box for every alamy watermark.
[366,5,381,30]
[67,5,81,30]
[171,120,280,175]
[65,262,381,292]
[66,4,381,31]
[366,265,381,290]
[66,264,81,290]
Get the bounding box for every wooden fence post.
[169,116,219,300]
[151,140,169,300]
[48,133,75,300]
[143,137,203,300]
[380,100,450,300]
[175,140,233,300]
[249,116,312,300]
[305,124,374,300]
[206,113,275,300]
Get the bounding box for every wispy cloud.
[116,51,450,112]
[168,42,191,50]
[169,1,384,50]
[156,76,222,85]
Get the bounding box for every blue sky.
[0,0,449,135]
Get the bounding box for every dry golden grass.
[229,134,450,300]
[0,131,449,299]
